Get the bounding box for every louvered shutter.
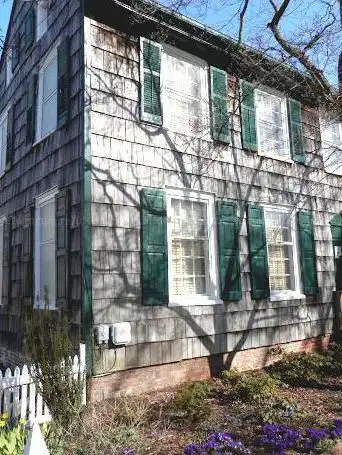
[298,212,318,295]
[2,218,12,308]
[288,99,305,163]
[210,67,230,143]
[140,38,162,125]
[56,190,70,311]
[12,35,20,72]
[26,74,38,145]
[25,9,35,50]
[240,80,257,151]
[247,205,270,299]
[22,206,34,307]
[141,188,168,305]
[217,201,242,300]
[57,37,70,128]
[6,105,14,171]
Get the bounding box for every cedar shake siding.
[0,0,83,366]
[86,12,340,384]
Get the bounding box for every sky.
[0,0,12,42]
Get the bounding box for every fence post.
[23,422,49,455]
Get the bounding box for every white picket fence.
[0,343,86,424]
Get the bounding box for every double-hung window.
[167,189,220,305]
[255,89,290,160]
[6,49,13,86]
[320,117,342,176]
[0,109,8,175]
[36,0,48,40]
[163,46,209,137]
[35,189,57,310]
[36,46,58,141]
[264,206,302,300]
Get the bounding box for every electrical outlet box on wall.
[111,322,131,345]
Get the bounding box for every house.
[0,0,341,399]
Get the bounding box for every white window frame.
[35,45,58,143]
[255,87,291,162]
[320,115,342,176]
[166,187,221,306]
[34,187,58,310]
[36,0,48,41]
[0,217,6,306]
[6,48,13,86]
[161,44,211,139]
[263,205,305,302]
[0,107,9,176]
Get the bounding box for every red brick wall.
[88,335,331,401]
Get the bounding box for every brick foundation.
[88,335,331,401]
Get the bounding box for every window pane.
[171,199,209,296]
[41,91,57,137]
[40,202,55,242]
[266,210,296,293]
[164,50,207,135]
[43,57,58,101]
[40,243,55,305]
[256,91,289,158]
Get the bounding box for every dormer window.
[37,0,48,40]
[320,117,342,176]
[6,49,13,86]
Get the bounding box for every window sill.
[169,295,223,307]
[33,129,56,147]
[270,292,306,302]
[258,152,293,164]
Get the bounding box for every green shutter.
[25,9,35,50]
[22,206,34,308]
[216,201,242,300]
[247,205,270,299]
[2,217,12,308]
[6,105,14,171]
[57,37,70,129]
[141,188,168,305]
[26,74,38,145]
[56,190,70,311]
[210,67,230,143]
[288,99,305,163]
[298,212,318,295]
[140,38,162,125]
[240,80,257,151]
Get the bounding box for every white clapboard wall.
[0,343,86,424]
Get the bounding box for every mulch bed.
[139,377,342,454]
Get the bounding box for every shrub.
[266,351,327,386]
[171,381,212,421]
[0,413,27,455]
[221,369,279,403]
[24,309,84,431]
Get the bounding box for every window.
[255,89,290,160]
[36,46,58,141]
[167,189,220,305]
[6,49,13,86]
[0,218,5,306]
[320,117,342,176]
[264,206,302,300]
[37,0,48,40]
[35,188,57,309]
[0,110,8,175]
[163,46,209,137]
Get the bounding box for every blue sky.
[0,0,12,41]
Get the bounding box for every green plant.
[171,381,212,421]
[0,413,27,455]
[266,351,327,386]
[221,369,279,403]
[24,308,84,431]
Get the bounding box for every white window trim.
[34,187,58,310]
[6,48,13,87]
[161,44,211,140]
[35,44,58,144]
[263,204,305,302]
[319,114,342,176]
[255,87,292,163]
[0,217,6,306]
[36,0,48,41]
[166,187,221,306]
[0,106,9,177]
